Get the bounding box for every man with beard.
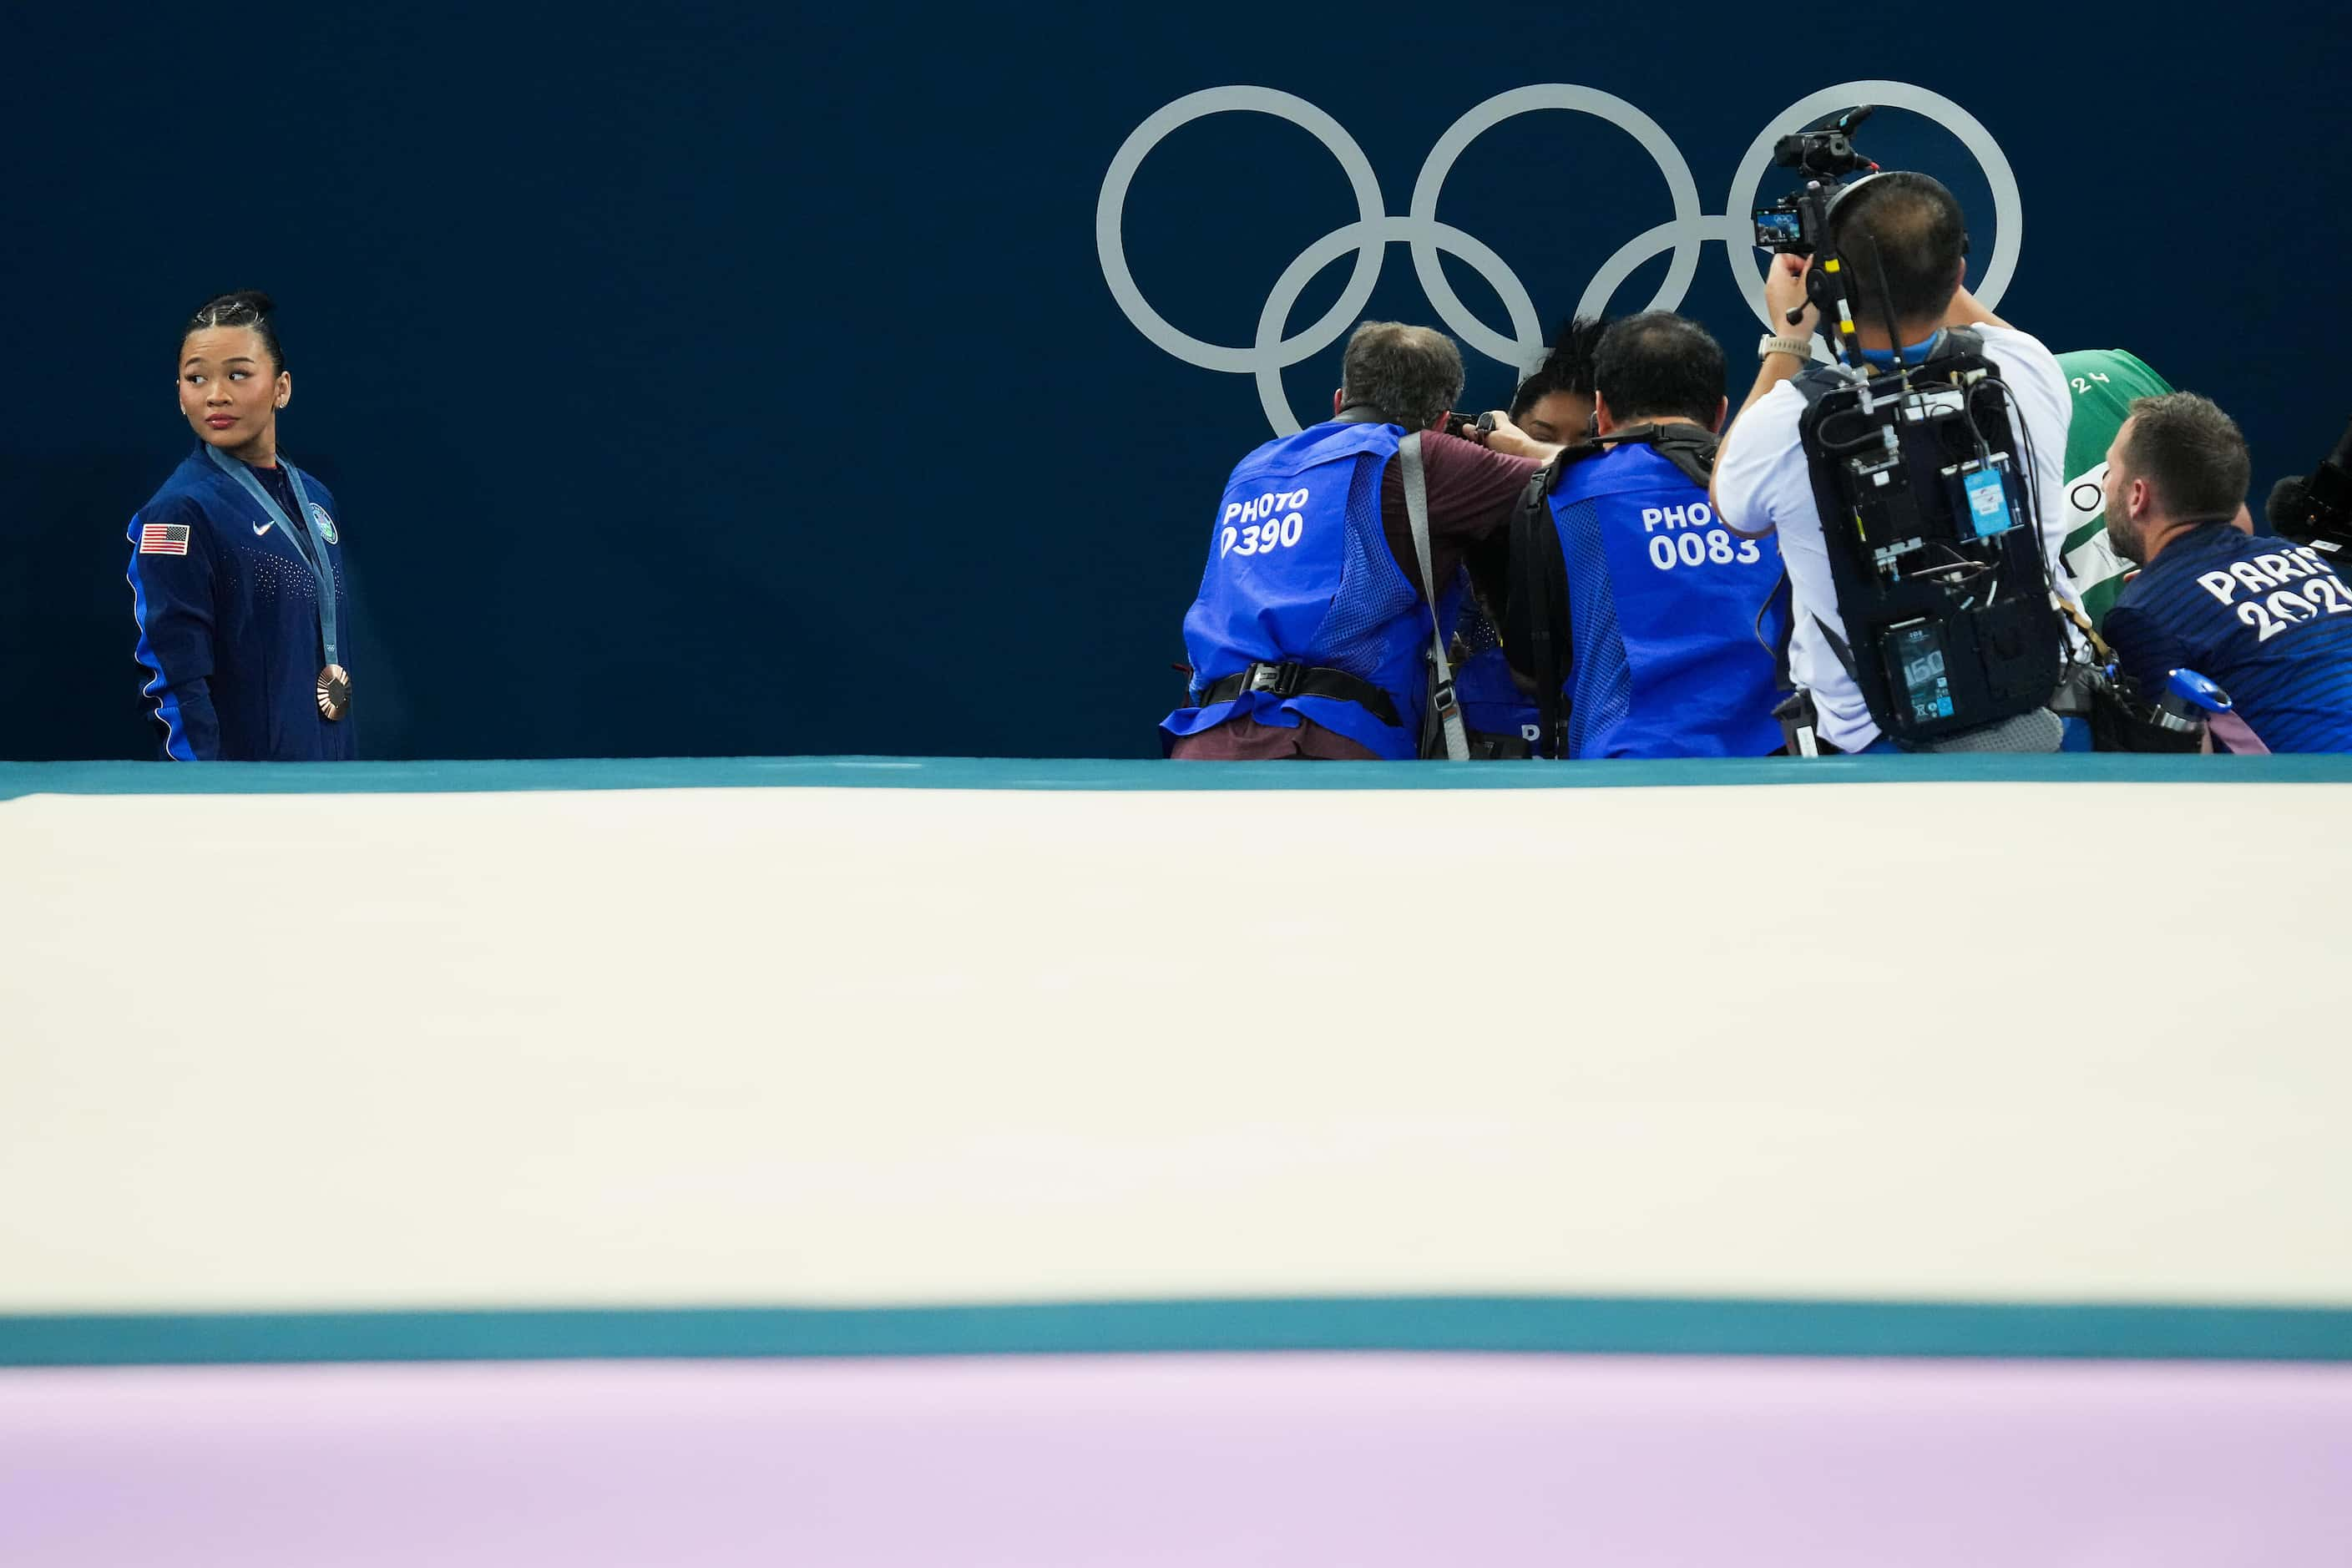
[2102,393,2352,752]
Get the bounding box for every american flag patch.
[139,523,190,556]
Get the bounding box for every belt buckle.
[1246,662,1303,699]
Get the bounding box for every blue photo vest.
[1162,420,1447,759]
[1452,592,1540,746]
[1549,440,1787,758]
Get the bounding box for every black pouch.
[2088,675,2201,752]
[1773,690,1823,756]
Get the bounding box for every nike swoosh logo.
[252,519,275,537]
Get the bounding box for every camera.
[1752,105,1879,255]
[1442,410,1497,440]
[2265,415,2352,557]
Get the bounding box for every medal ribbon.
[207,444,338,666]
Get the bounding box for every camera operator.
[1498,312,1788,758]
[1712,173,2083,753]
[2102,393,2352,752]
[1163,321,1546,760]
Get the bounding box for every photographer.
[1508,316,1608,443]
[1712,173,2081,753]
[1163,322,1545,760]
[2102,394,2352,752]
[1453,317,1611,754]
[1500,313,1788,758]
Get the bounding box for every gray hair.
[1340,321,1464,431]
[2122,392,2249,523]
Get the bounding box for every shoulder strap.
[1812,613,1859,684]
[1790,363,1845,409]
[1399,432,1469,762]
[1788,330,1986,412]
[1760,374,1844,690]
[1754,568,1797,691]
[1509,460,1570,758]
[1585,423,1720,493]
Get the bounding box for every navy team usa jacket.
[126,443,357,761]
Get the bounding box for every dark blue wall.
[7,3,2346,759]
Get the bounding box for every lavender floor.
[7,1352,2349,1565]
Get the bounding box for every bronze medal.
[316,664,351,721]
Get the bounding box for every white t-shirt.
[1713,323,2080,751]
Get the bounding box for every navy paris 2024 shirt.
[2103,524,2352,753]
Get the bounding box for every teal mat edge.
[5,1297,2349,1368]
[8,753,2352,799]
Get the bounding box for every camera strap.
[1399,431,1469,761]
[1510,458,1570,758]
[2056,597,2112,664]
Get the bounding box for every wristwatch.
[1758,334,1815,363]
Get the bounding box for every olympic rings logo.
[1097,80,2022,434]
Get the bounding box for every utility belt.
[1773,687,2068,755]
[1199,660,1403,730]
[1776,604,2074,755]
[1775,653,2203,755]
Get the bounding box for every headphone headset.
[1819,170,1972,259]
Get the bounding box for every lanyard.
[207,443,338,666]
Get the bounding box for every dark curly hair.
[1509,316,1611,421]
